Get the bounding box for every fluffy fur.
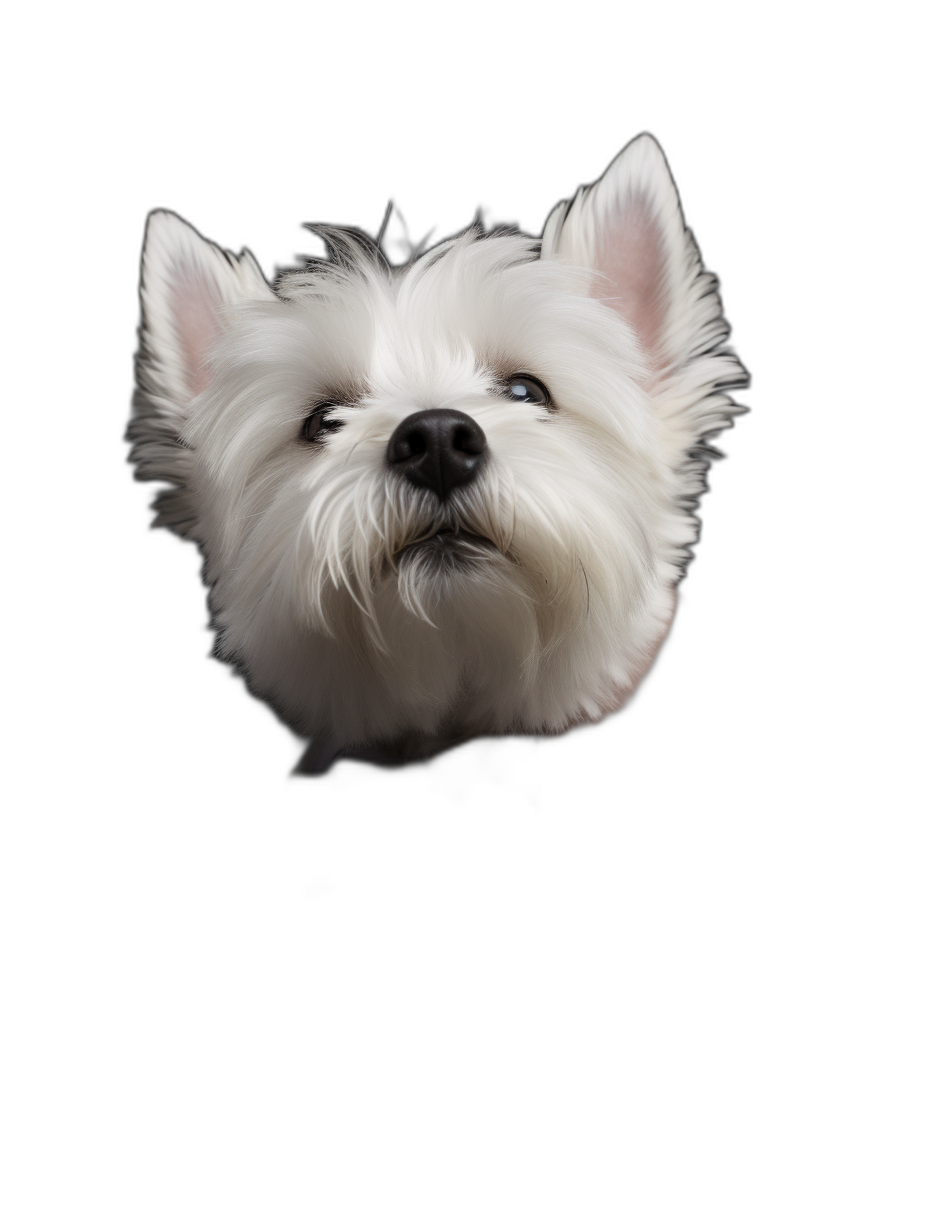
[128,134,747,771]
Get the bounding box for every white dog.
[129,134,747,772]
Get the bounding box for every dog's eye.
[301,402,345,443]
[502,374,552,408]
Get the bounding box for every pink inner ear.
[595,195,668,360]
[171,268,223,398]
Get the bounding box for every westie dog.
[129,134,747,773]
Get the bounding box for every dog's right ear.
[137,210,276,409]
[129,211,276,538]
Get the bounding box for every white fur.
[128,135,747,761]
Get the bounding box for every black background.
[85,64,833,808]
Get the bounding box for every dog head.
[129,134,747,764]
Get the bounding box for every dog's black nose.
[386,409,486,499]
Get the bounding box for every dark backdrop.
[88,77,823,798]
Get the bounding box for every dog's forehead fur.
[190,227,656,478]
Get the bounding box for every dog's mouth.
[396,526,497,566]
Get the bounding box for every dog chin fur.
[128,134,747,769]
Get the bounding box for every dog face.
[129,134,747,768]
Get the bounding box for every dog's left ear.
[542,134,730,376]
